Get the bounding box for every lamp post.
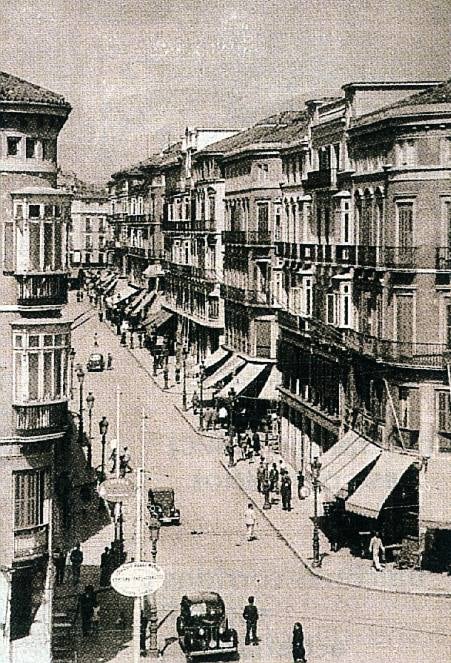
[148,515,161,658]
[99,416,109,482]
[86,391,95,469]
[69,348,76,399]
[228,386,237,442]
[75,364,85,449]
[311,456,322,567]
[198,361,205,431]
[182,346,188,411]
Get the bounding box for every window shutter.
[3,221,15,272]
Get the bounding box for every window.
[274,204,281,240]
[437,391,451,432]
[42,139,53,161]
[257,202,269,234]
[7,136,21,156]
[396,139,417,167]
[257,163,269,182]
[98,217,106,232]
[25,138,37,159]
[397,201,414,249]
[29,205,41,219]
[14,469,49,530]
[85,235,93,251]
[318,147,330,171]
[303,278,313,317]
[13,331,69,403]
[327,293,336,325]
[15,211,67,273]
[85,217,92,232]
[395,294,414,343]
[340,283,352,327]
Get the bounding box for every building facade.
[0,72,72,661]
[277,80,451,566]
[69,191,109,268]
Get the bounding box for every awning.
[346,451,414,518]
[320,430,382,498]
[102,277,119,297]
[123,288,146,316]
[133,291,155,317]
[258,365,281,400]
[143,264,165,278]
[203,354,246,390]
[203,347,231,372]
[106,284,140,308]
[420,458,451,529]
[216,362,267,398]
[144,309,173,331]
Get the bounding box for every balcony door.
[395,294,414,344]
[397,202,414,249]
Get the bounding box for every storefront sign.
[98,478,133,502]
[111,561,165,597]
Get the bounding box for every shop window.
[7,136,21,156]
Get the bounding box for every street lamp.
[75,364,85,449]
[148,515,161,658]
[198,361,205,431]
[86,391,95,469]
[99,415,109,482]
[311,456,322,567]
[228,386,237,441]
[182,346,188,411]
[69,348,76,399]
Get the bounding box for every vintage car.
[147,486,180,525]
[86,352,105,372]
[176,592,238,660]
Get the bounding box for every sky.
[1,0,449,184]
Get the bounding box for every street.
[70,297,451,663]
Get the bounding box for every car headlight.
[198,628,205,636]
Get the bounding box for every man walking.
[369,532,385,571]
[243,596,259,645]
[70,542,83,586]
[245,503,257,541]
[107,352,113,370]
[53,548,66,586]
[99,546,111,588]
[281,472,292,511]
[256,459,266,493]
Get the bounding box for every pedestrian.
[138,331,144,349]
[225,437,235,467]
[98,310,104,323]
[369,531,385,571]
[256,459,266,493]
[175,363,181,384]
[107,352,113,370]
[93,332,99,347]
[262,474,272,509]
[121,331,126,346]
[99,546,111,587]
[245,503,257,541]
[92,601,100,634]
[79,584,96,636]
[204,406,213,430]
[269,462,279,494]
[129,331,134,349]
[252,430,261,457]
[120,446,132,475]
[243,596,259,646]
[281,472,292,511]
[192,390,199,414]
[140,610,149,654]
[218,405,228,429]
[292,622,307,663]
[52,547,66,586]
[109,444,117,473]
[70,542,83,586]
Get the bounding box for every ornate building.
[0,72,72,661]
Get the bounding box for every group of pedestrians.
[224,428,263,467]
[256,458,293,510]
[242,596,307,662]
[109,444,133,476]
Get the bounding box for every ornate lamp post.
[86,391,95,468]
[228,386,237,441]
[69,348,76,399]
[148,515,161,658]
[99,416,109,482]
[75,364,85,449]
[182,346,188,411]
[198,361,205,431]
[311,456,322,567]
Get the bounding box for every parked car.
[86,353,105,372]
[176,592,238,660]
[147,486,180,525]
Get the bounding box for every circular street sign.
[111,562,165,598]
[98,478,133,502]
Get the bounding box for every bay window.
[14,469,49,530]
[14,202,69,273]
[13,331,70,403]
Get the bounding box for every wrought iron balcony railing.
[16,273,68,307]
[14,401,68,436]
[14,524,49,560]
[222,230,273,245]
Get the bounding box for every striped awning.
[216,362,267,398]
[203,347,231,372]
[203,354,246,391]
[346,451,414,518]
[123,288,146,316]
[258,365,281,400]
[105,284,140,308]
[144,309,173,330]
[133,291,156,317]
[320,430,382,499]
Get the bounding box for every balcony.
[161,220,191,233]
[127,246,146,258]
[16,273,68,307]
[191,219,217,232]
[14,524,49,560]
[304,168,337,189]
[222,230,273,245]
[14,401,68,437]
[278,310,446,369]
[221,284,274,307]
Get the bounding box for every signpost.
[111,561,165,598]
[98,478,133,502]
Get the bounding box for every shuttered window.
[436,391,451,432]
[14,469,48,529]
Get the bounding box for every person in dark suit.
[292,622,306,662]
[243,596,259,645]
[99,547,111,587]
[281,472,292,511]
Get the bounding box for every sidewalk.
[109,320,451,598]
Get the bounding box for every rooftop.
[0,71,71,109]
[352,78,450,127]
[11,186,72,196]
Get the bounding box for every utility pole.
[116,385,120,480]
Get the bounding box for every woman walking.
[292,622,307,662]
